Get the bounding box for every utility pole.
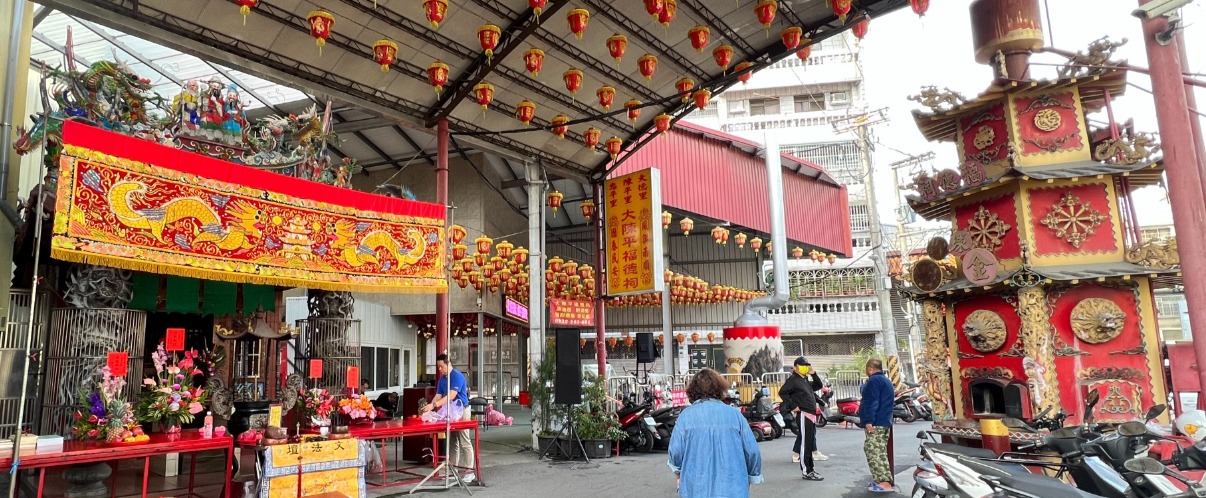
[833,108,898,356]
[887,151,934,381]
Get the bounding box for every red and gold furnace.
[896,0,1174,434]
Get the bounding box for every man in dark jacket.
[859,359,895,493]
[779,357,825,481]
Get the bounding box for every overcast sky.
[851,0,1205,244]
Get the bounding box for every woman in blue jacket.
[668,368,763,497]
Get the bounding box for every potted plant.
[529,344,564,453]
[135,344,210,434]
[298,388,336,429]
[570,372,620,458]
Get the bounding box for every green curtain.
[202,281,237,316]
[164,277,200,314]
[242,284,276,312]
[128,273,159,311]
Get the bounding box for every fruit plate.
[105,439,151,446]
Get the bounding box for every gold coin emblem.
[1034,108,1062,132]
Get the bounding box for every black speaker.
[636,332,657,363]
[554,329,582,405]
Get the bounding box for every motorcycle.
[894,386,924,423]
[615,391,659,453]
[905,381,934,421]
[724,384,777,441]
[815,389,861,428]
[649,403,684,451]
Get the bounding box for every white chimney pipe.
[735,131,790,326]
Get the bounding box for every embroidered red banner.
[53,121,447,293]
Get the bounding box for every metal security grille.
[0,291,50,438]
[783,141,864,185]
[42,308,147,437]
[298,318,361,392]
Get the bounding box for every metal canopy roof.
[37,0,908,180]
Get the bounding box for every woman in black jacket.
[778,356,825,481]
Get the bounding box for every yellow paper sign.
[268,404,282,428]
[266,467,360,498]
[604,168,665,296]
[270,439,359,466]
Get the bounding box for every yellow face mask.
[796,365,810,375]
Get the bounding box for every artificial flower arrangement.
[135,344,211,432]
[300,388,336,426]
[72,365,147,443]
[338,394,377,424]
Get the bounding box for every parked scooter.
[724,384,776,441]
[615,391,658,453]
[649,403,683,451]
[905,381,934,421]
[894,386,922,423]
[815,389,861,428]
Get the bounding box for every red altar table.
[0,432,233,498]
[348,419,482,489]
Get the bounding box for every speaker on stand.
[541,329,589,461]
[634,332,659,383]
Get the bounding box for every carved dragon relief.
[962,309,1007,353]
[1070,298,1126,344]
[908,85,967,113]
[1094,132,1160,165]
[1058,36,1128,79]
[920,300,955,421]
[1125,237,1180,270]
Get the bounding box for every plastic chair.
[469,397,489,431]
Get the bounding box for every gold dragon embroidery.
[108,180,264,251]
[325,219,426,268]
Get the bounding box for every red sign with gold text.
[549,298,595,327]
[604,168,664,296]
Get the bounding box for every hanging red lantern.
[583,127,601,149]
[474,252,488,268]
[605,136,623,160]
[830,0,853,23]
[544,269,555,283]
[827,254,837,264]
[607,337,618,348]
[606,34,628,65]
[461,258,475,272]
[372,39,398,72]
[547,191,564,216]
[711,226,725,244]
[662,211,673,229]
[734,232,748,248]
[692,89,712,110]
[797,43,813,60]
[755,0,778,30]
[734,61,755,84]
[679,217,694,236]
[423,0,448,29]
[491,256,504,272]
[475,235,494,255]
[688,26,710,52]
[713,45,734,72]
[523,48,545,77]
[478,24,501,62]
[472,275,484,292]
[498,267,512,283]
[792,246,804,259]
[530,0,548,18]
[567,8,590,40]
[658,0,677,27]
[236,0,258,25]
[457,275,470,289]
[306,10,334,56]
[749,236,763,252]
[644,0,665,19]
[625,335,634,347]
[638,54,658,81]
[676,333,685,344]
[563,260,579,278]
[625,100,642,125]
[766,242,773,256]
[515,99,536,126]
[676,78,695,103]
[427,61,450,96]
[497,240,514,259]
[707,332,716,343]
[690,333,700,343]
[563,69,584,95]
[452,244,468,261]
[472,82,494,111]
[580,199,596,220]
[596,86,616,110]
[550,114,570,139]
[450,224,468,245]
[781,26,803,49]
[852,17,869,39]
[656,334,664,345]
[514,247,529,265]
[579,264,594,280]
[910,0,929,16]
[654,113,672,135]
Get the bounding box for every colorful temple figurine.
[201,77,226,132]
[893,0,1172,436]
[222,85,247,136]
[174,79,202,131]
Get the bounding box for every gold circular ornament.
[1070,298,1126,344]
[1034,108,1062,132]
[963,309,1007,352]
[973,126,995,150]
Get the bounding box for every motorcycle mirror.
[916,430,928,440]
[1051,427,1082,439]
[1118,421,1148,437]
[1001,418,1028,429]
[1123,457,1166,475]
[1085,389,1101,410]
[1145,404,1167,421]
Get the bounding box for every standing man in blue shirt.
[422,354,475,482]
[858,358,895,493]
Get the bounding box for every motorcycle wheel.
[655,427,672,450]
[641,428,656,453]
[900,407,918,423]
[770,419,783,439]
[814,415,827,428]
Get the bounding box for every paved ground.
[387,407,928,498]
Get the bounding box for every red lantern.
[236,0,257,25]
[606,34,628,65]
[567,8,590,40]
[676,78,695,103]
[514,247,529,265]
[605,136,623,160]
[625,100,642,125]
[690,333,700,344]
[523,48,545,77]
[654,113,671,135]
[688,26,710,52]
[711,226,725,244]
[830,0,853,23]
[479,25,501,62]
[755,0,778,30]
[679,217,694,236]
[545,269,555,283]
[550,114,570,139]
[713,45,734,72]
[734,232,748,248]
[749,236,763,252]
[597,86,616,110]
[583,127,601,149]
[644,0,665,19]
[516,99,536,126]
[656,335,664,345]
[910,0,929,16]
[658,0,677,27]
[530,0,547,18]
[781,26,803,49]
[827,254,837,264]
[563,69,584,95]
[675,333,685,344]
[461,258,475,272]
[548,191,564,216]
[852,18,869,39]
[497,240,514,259]
[474,253,488,268]
[662,211,673,229]
[372,39,398,72]
[306,10,334,56]
[472,82,494,110]
[450,224,467,245]
[427,61,450,96]
[638,54,658,81]
[734,61,755,84]
[792,246,804,259]
[475,235,494,255]
[457,275,470,289]
[451,266,464,281]
[693,89,712,110]
[452,244,468,261]
[580,199,596,220]
[607,337,618,348]
[423,0,448,29]
[625,335,634,347]
[797,43,813,60]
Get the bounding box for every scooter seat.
[991,472,1107,498]
[924,443,996,460]
[835,397,859,404]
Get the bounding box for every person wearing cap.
[779,356,825,481]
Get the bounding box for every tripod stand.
[538,405,588,462]
[409,366,471,495]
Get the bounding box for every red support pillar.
[1136,2,1206,405]
[436,119,450,357]
[1177,38,1206,184]
[593,182,607,376]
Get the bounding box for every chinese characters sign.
[549,298,595,327]
[264,438,365,498]
[604,168,664,296]
[505,297,529,324]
